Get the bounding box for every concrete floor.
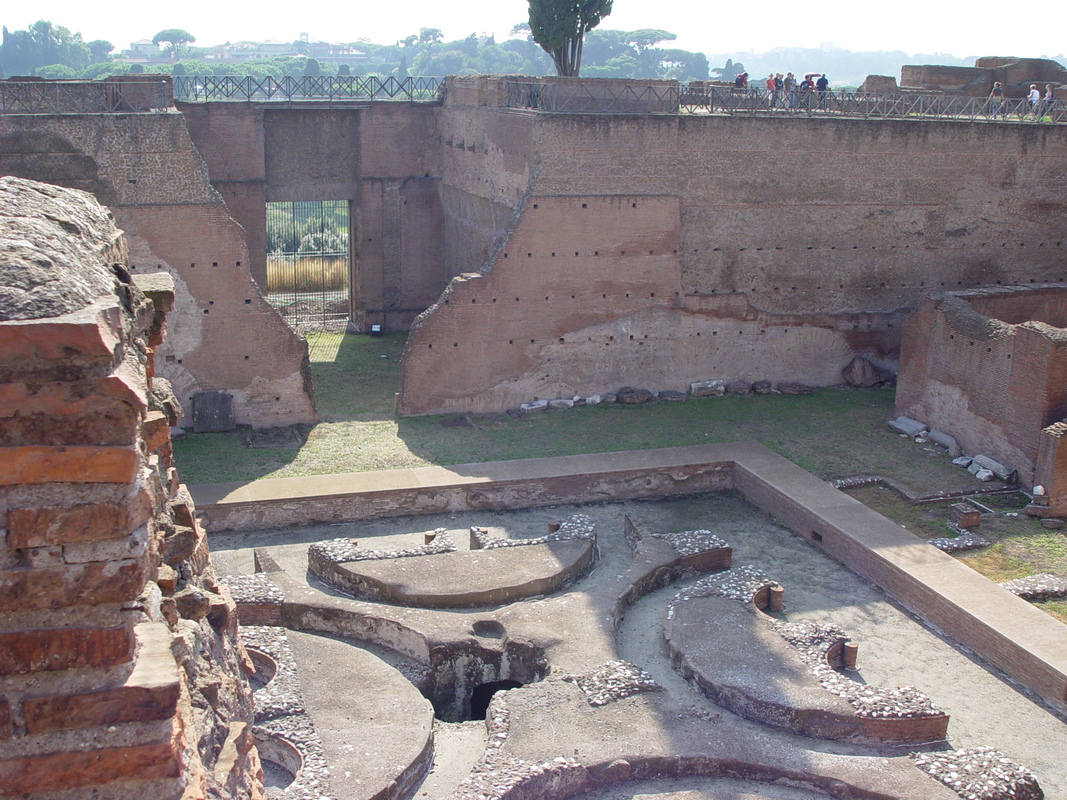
[211,491,1067,799]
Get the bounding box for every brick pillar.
[1034,421,1067,517]
[0,177,261,799]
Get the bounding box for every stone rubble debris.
[309,529,457,564]
[1000,573,1067,601]
[911,746,1043,800]
[650,529,729,557]
[671,564,777,606]
[221,572,286,605]
[558,660,660,706]
[471,514,595,549]
[930,531,991,553]
[889,415,927,437]
[773,620,944,720]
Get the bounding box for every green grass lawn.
[847,484,1067,624]
[173,331,975,493]
[172,331,1067,623]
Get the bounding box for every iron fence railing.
[0,78,172,114]
[505,80,681,113]
[505,79,1067,123]
[172,75,443,103]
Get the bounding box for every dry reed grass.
[267,254,348,293]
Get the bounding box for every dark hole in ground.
[469,679,524,719]
[426,640,547,722]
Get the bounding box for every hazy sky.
[4,0,1066,62]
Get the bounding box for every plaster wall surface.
[0,109,316,428]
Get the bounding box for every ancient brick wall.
[0,104,315,429]
[399,76,1067,415]
[0,177,260,798]
[896,287,1067,486]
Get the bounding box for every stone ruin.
[0,174,1057,799]
[0,177,260,798]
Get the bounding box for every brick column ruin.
[0,177,261,799]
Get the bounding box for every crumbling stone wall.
[0,177,261,799]
[896,286,1067,490]
[0,84,316,428]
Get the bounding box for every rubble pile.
[911,747,1043,800]
[1000,573,1067,601]
[930,531,991,553]
[559,660,660,706]
[309,529,457,563]
[774,621,945,720]
[651,529,729,557]
[472,514,596,549]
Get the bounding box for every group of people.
[987,81,1057,119]
[732,71,831,109]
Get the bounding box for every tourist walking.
[1044,84,1056,117]
[766,73,777,107]
[1028,84,1041,119]
[987,81,1004,119]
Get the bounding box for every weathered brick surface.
[0,176,260,798]
[897,286,1067,487]
[0,625,133,675]
[22,623,181,734]
[0,445,140,486]
[8,491,152,548]
[0,557,149,612]
[0,729,183,794]
[0,697,12,740]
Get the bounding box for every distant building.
[128,39,160,58]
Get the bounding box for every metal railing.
[504,79,1067,123]
[505,79,681,113]
[0,78,172,114]
[172,75,443,103]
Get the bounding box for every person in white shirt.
[1028,84,1041,119]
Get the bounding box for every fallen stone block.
[657,390,688,402]
[616,387,654,404]
[888,416,926,437]
[971,454,1015,482]
[952,456,973,468]
[927,429,962,457]
[548,398,574,409]
[777,382,812,395]
[752,380,772,395]
[726,380,753,395]
[689,379,725,397]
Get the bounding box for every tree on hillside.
[528,0,613,77]
[152,29,195,59]
[87,40,113,62]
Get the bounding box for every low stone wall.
[192,441,1067,715]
